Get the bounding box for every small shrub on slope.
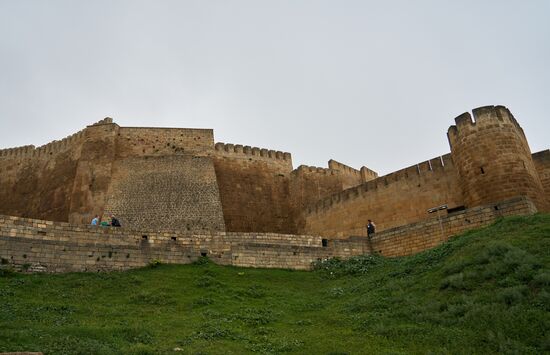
[313,254,385,277]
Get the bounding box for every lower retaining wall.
[369,196,538,256]
[0,197,537,272]
[0,219,332,272]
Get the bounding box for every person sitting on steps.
[110,214,121,227]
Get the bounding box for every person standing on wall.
[366,219,376,238]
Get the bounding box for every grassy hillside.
[1,214,549,354]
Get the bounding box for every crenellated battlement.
[360,166,378,182]
[0,128,87,159]
[447,105,525,145]
[305,154,455,215]
[447,105,548,212]
[0,145,36,158]
[291,164,336,176]
[328,159,363,177]
[88,117,114,126]
[214,142,292,161]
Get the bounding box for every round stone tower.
[447,105,547,211]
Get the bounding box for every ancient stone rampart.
[369,196,537,256]
[532,150,550,203]
[327,159,363,187]
[0,104,548,243]
[103,155,225,232]
[116,127,214,158]
[0,131,85,160]
[0,125,89,222]
[0,197,536,273]
[360,166,378,182]
[213,142,292,163]
[211,142,294,233]
[448,105,547,211]
[302,153,462,237]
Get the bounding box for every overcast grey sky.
[0,0,548,175]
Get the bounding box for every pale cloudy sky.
[0,0,548,175]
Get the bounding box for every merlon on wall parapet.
[87,117,114,127]
[0,129,86,159]
[447,105,525,143]
[328,159,362,176]
[291,165,336,175]
[214,142,292,161]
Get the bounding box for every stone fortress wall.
[533,150,550,198]
[0,121,90,223]
[303,153,464,237]
[302,106,549,237]
[0,197,536,272]
[448,106,548,211]
[210,142,294,234]
[0,105,549,272]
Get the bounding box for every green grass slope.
[1,214,549,355]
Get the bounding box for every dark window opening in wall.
[447,206,466,214]
[142,235,148,240]
[322,239,328,247]
[200,252,207,257]
[494,205,499,211]
[171,237,177,241]
[480,167,485,174]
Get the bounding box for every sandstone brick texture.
[289,164,372,233]
[116,127,214,157]
[68,121,118,225]
[532,150,550,209]
[0,197,537,272]
[327,159,363,187]
[448,106,548,212]
[302,154,463,237]
[103,155,225,232]
[211,143,295,233]
[369,196,537,257]
[0,124,87,222]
